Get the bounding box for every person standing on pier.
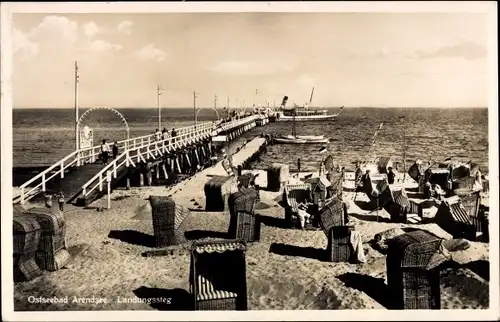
[162,128,169,141]
[101,139,110,165]
[112,142,119,159]
[57,191,65,211]
[155,129,161,141]
[297,158,301,178]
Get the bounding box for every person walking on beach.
[112,141,119,159]
[101,139,110,165]
[57,191,65,211]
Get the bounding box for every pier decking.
[14,114,268,206]
[168,137,267,209]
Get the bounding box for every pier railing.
[76,121,216,165]
[15,115,259,205]
[80,124,213,198]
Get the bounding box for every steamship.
[274,87,343,122]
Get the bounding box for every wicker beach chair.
[237,172,257,189]
[364,175,394,209]
[385,188,411,223]
[449,163,471,181]
[318,197,352,262]
[408,162,425,183]
[377,156,393,174]
[149,196,191,247]
[204,175,235,211]
[23,207,70,271]
[267,163,290,192]
[283,183,312,228]
[189,240,248,311]
[228,189,260,242]
[13,215,43,282]
[427,168,450,192]
[386,230,445,309]
[326,172,343,200]
[434,196,476,240]
[452,176,477,191]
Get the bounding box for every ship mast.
[309,86,315,104]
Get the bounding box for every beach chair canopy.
[387,230,444,269]
[436,196,473,225]
[392,188,411,208]
[408,162,425,182]
[318,196,346,236]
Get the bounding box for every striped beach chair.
[189,240,248,311]
[283,183,312,227]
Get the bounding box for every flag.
[378,123,384,130]
[319,147,328,154]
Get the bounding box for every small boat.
[274,103,330,144]
[294,135,325,140]
[274,137,308,144]
[276,135,329,144]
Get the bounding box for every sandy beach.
[13,142,490,311]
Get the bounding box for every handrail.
[15,115,258,204]
[80,124,214,197]
[103,121,215,150]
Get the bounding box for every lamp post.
[74,61,80,166]
[193,91,199,127]
[157,85,164,130]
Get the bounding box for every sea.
[12,107,489,186]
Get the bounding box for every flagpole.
[402,117,407,182]
[74,61,80,166]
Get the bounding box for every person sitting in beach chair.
[423,179,432,199]
[433,184,446,201]
[296,203,312,230]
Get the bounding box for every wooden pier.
[14,114,269,207]
[168,136,268,209]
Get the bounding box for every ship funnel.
[281,96,288,108]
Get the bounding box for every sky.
[12,12,491,108]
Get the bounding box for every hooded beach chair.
[149,195,191,247]
[283,183,313,228]
[318,197,353,262]
[189,240,248,310]
[13,215,43,282]
[434,195,477,240]
[228,188,260,242]
[386,230,447,309]
[22,207,71,271]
